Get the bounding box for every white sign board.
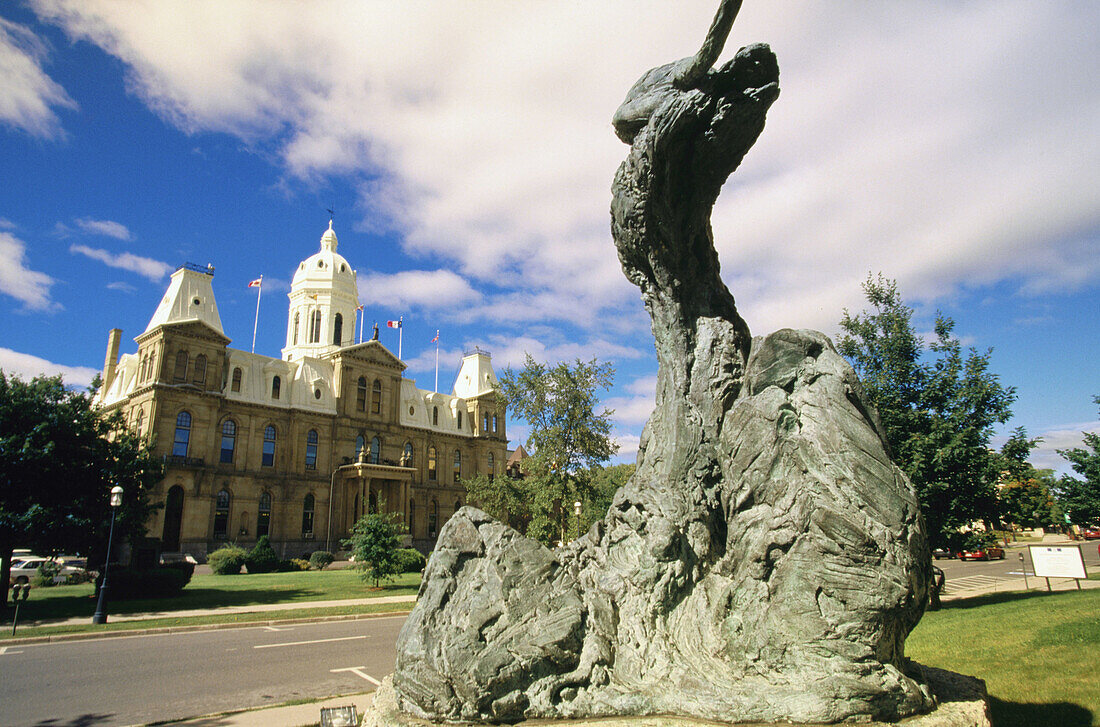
[1029,545,1088,580]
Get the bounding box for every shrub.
[160,560,196,587]
[245,535,280,574]
[309,550,335,571]
[286,558,312,571]
[396,548,426,573]
[106,567,191,599]
[208,544,248,575]
[33,560,62,587]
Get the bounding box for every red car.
[957,545,1006,561]
[1081,526,1100,540]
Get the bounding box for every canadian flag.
[431,330,440,343]
[247,278,262,288]
[387,319,402,329]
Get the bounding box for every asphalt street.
[937,540,1099,596]
[0,616,407,727]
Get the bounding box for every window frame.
[305,429,319,470]
[262,425,276,467]
[219,419,237,464]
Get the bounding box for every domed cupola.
[282,220,360,362]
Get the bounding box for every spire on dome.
[320,219,338,252]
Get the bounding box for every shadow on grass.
[30,714,116,726]
[990,696,1092,727]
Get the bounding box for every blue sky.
[1,1,1097,474]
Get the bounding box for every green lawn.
[5,569,420,624]
[907,588,1100,726]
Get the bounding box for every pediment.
[140,319,231,346]
[333,341,406,371]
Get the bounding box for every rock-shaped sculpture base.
[390,5,934,724]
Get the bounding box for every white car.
[9,556,83,585]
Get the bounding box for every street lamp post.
[92,485,123,625]
[573,501,582,541]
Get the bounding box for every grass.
[907,588,1100,726]
[3,569,420,624]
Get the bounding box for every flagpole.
[398,316,403,360]
[434,330,440,393]
[358,309,364,344]
[250,275,262,354]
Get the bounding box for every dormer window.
[272,376,281,399]
[231,367,242,392]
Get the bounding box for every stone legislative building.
[94,222,509,559]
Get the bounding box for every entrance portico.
[335,455,414,540]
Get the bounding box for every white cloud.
[105,280,135,293]
[0,231,57,310]
[1029,421,1100,475]
[26,2,1100,336]
[75,217,132,241]
[0,16,76,138]
[359,270,481,311]
[0,346,99,388]
[0,218,16,230]
[611,432,641,462]
[69,243,173,281]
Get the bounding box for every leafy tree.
[246,535,279,573]
[579,463,636,535]
[995,428,1056,529]
[309,550,335,570]
[837,275,1015,550]
[1,372,162,615]
[463,472,530,532]
[1055,395,1100,525]
[343,509,405,587]
[496,355,619,546]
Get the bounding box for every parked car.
[957,545,1006,561]
[9,556,85,584]
[1081,526,1100,540]
[932,547,956,559]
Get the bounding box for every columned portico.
[336,456,414,541]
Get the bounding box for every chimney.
[103,329,122,390]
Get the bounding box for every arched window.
[356,376,367,411]
[262,425,276,467]
[371,379,382,414]
[370,436,381,464]
[302,494,315,535]
[231,367,242,392]
[139,354,148,382]
[333,313,343,345]
[453,450,461,482]
[493,414,498,432]
[134,406,145,436]
[271,375,281,399]
[305,429,318,470]
[172,411,191,457]
[193,354,207,385]
[147,351,156,381]
[432,406,439,426]
[257,492,272,537]
[428,446,437,481]
[355,434,365,459]
[457,411,463,430]
[487,452,495,479]
[403,442,413,467]
[173,350,188,382]
[214,488,230,538]
[483,413,490,432]
[310,310,322,343]
[429,499,438,537]
[219,419,237,463]
[293,312,300,344]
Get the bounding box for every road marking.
[254,635,368,649]
[331,666,381,685]
[0,646,23,655]
[263,626,292,632]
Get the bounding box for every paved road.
[0,616,406,727]
[937,540,1099,597]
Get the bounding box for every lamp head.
[109,485,124,508]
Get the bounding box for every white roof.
[145,265,225,336]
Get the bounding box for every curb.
[2,608,412,646]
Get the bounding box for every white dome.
[290,221,357,297]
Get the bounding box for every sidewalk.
[170,692,377,727]
[941,534,1099,601]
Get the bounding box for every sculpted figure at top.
[379,2,935,724]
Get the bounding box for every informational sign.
[1029,545,1088,580]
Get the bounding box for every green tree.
[994,428,1056,529]
[1055,395,1100,525]
[579,463,636,535]
[1,372,162,615]
[462,472,530,532]
[837,275,1015,550]
[496,355,619,546]
[342,509,405,587]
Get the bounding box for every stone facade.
[94,224,509,560]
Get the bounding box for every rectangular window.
[262,440,275,467]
